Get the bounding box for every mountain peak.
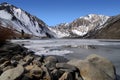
[0,2,11,6]
[51,14,110,38]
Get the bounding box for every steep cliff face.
[0,2,56,38]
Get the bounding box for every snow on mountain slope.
[49,27,70,38]
[89,14,120,39]
[0,2,56,38]
[51,14,109,38]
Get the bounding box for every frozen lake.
[11,39,120,75]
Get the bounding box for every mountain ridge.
[0,2,120,39]
[0,2,56,38]
[50,14,109,38]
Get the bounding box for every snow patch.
[0,10,12,20]
[49,27,70,38]
[72,29,87,36]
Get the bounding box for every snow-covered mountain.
[51,14,109,38]
[0,2,56,38]
[1,2,119,39]
[89,14,120,39]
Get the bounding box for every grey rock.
[44,61,56,71]
[11,54,23,61]
[32,59,42,67]
[0,65,24,80]
[0,61,11,69]
[51,69,64,80]
[2,66,14,72]
[44,56,58,70]
[56,63,77,72]
[21,75,32,80]
[0,58,7,64]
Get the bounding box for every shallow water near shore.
[11,39,120,75]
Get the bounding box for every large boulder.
[0,65,24,80]
[68,54,116,80]
[86,54,116,79]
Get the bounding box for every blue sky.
[0,0,120,26]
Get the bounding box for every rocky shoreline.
[0,42,118,80]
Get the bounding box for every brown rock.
[59,72,74,80]
[68,54,116,80]
[30,65,43,78]
[41,66,52,80]
[25,65,34,71]
[25,64,43,79]
[23,55,34,63]
[0,61,11,69]
[86,54,116,79]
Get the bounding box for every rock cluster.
[0,42,117,80]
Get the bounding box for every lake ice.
[11,39,120,75]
